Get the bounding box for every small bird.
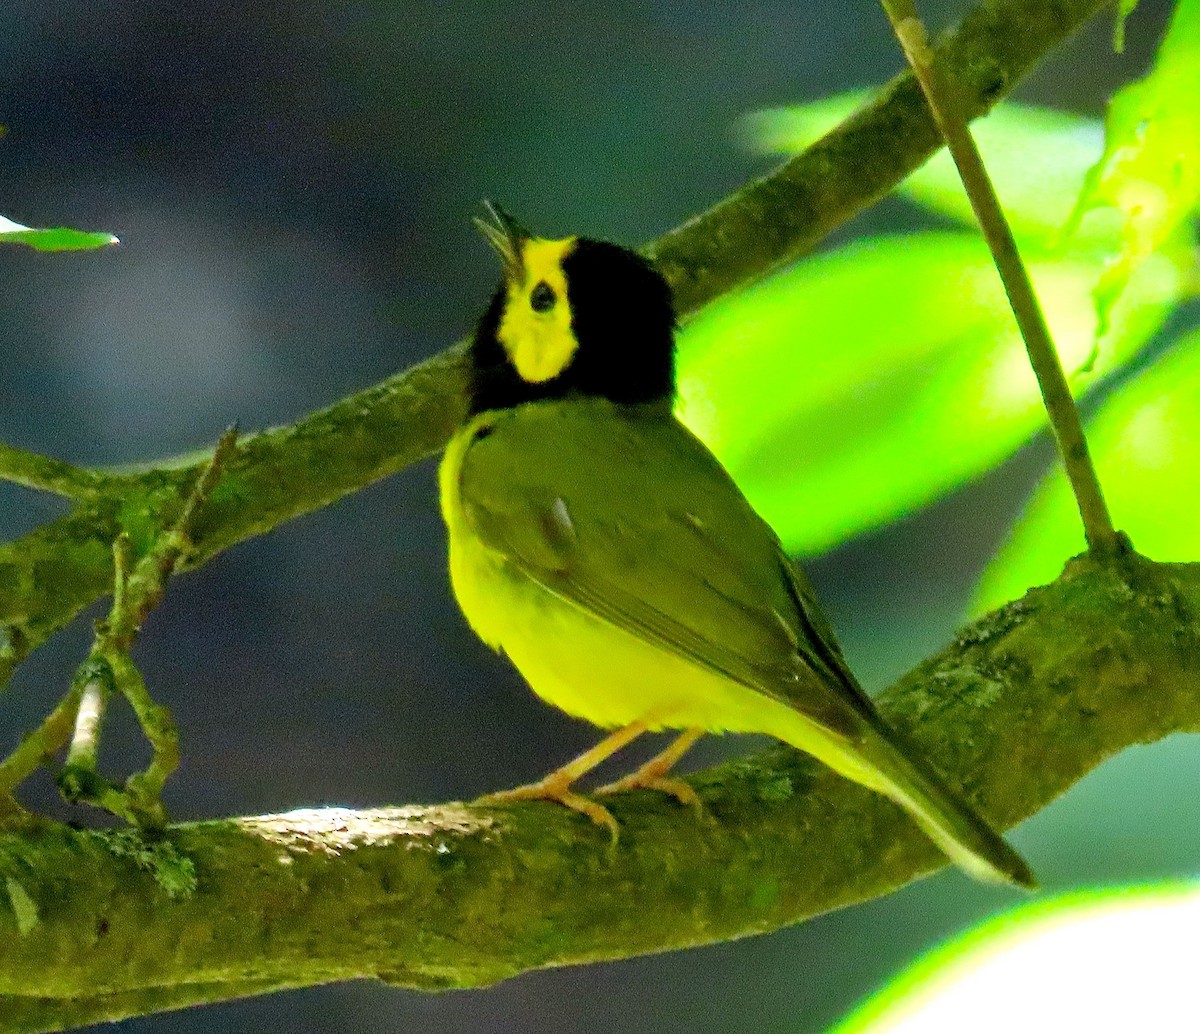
[439,202,1034,888]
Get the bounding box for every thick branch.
[1,553,1197,1033]
[0,0,1110,674]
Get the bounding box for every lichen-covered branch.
[1,553,1197,1034]
[0,0,1110,680]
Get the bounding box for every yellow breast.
[437,419,811,736]
[439,415,506,651]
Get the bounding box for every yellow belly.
[440,419,765,732]
[449,525,790,732]
[437,418,873,779]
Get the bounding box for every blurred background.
[1,0,1197,1031]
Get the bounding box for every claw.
[480,777,620,841]
[594,727,705,814]
[595,771,702,812]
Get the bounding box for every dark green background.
[1,1,1194,1031]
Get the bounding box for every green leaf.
[975,323,1200,614]
[1067,0,1200,332]
[675,231,1182,555]
[746,97,1113,250]
[834,882,1198,1033]
[741,91,867,156]
[0,213,119,252]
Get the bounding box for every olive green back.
[455,399,885,741]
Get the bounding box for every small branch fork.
[879,0,1122,556]
[0,427,239,824]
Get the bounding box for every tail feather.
[858,723,1036,889]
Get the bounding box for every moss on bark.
[2,553,1197,1033]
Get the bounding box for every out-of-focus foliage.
[835,881,1200,1033]
[677,100,1188,555]
[1066,0,1200,332]
[976,326,1200,613]
[0,213,119,252]
[676,233,1179,554]
[975,2,1200,613]
[748,96,1117,250]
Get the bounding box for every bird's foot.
[595,727,704,813]
[479,776,620,841]
[595,767,701,812]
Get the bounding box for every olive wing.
[457,403,872,739]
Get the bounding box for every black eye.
[530,281,556,312]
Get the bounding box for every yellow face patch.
[498,236,578,383]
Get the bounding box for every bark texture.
[0,1,1140,1031]
[1,553,1196,1033]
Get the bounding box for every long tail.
[854,719,1036,888]
[776,706,1036,887]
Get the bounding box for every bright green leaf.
[741,91,867,157]
[1067,0,1200,332]
[0,213,119,252]
[976,323,1200,614]
[835,882,1199,1033]
[676,232,1182,555]
[746,97,1114,250]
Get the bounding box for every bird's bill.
[474,200,529,281]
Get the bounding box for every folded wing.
[458,402,876,740]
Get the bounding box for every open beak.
[473,200,529,282]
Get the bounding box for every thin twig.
[111,652,179,810]
[63,669,108,773]
[0,683,83,805]
[0,443,106,499]
[880,0,1121,555]
[57,659,133,820]
[0,625,29,691]
[0,0,1117,687]
[44,429,238,825]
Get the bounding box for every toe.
[478,780,620,841]
[596,772,702,814]
[644,776,702,812]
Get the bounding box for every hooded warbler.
[439,203,1034,888]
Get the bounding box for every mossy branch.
[1,553,1197,1033]
[0,0,1111,681]
[0,0,1136,1030]
[0,445,107,500]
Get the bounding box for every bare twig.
[0,683,84,809]
[879,0,1120,554]
[52,429,239,826]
